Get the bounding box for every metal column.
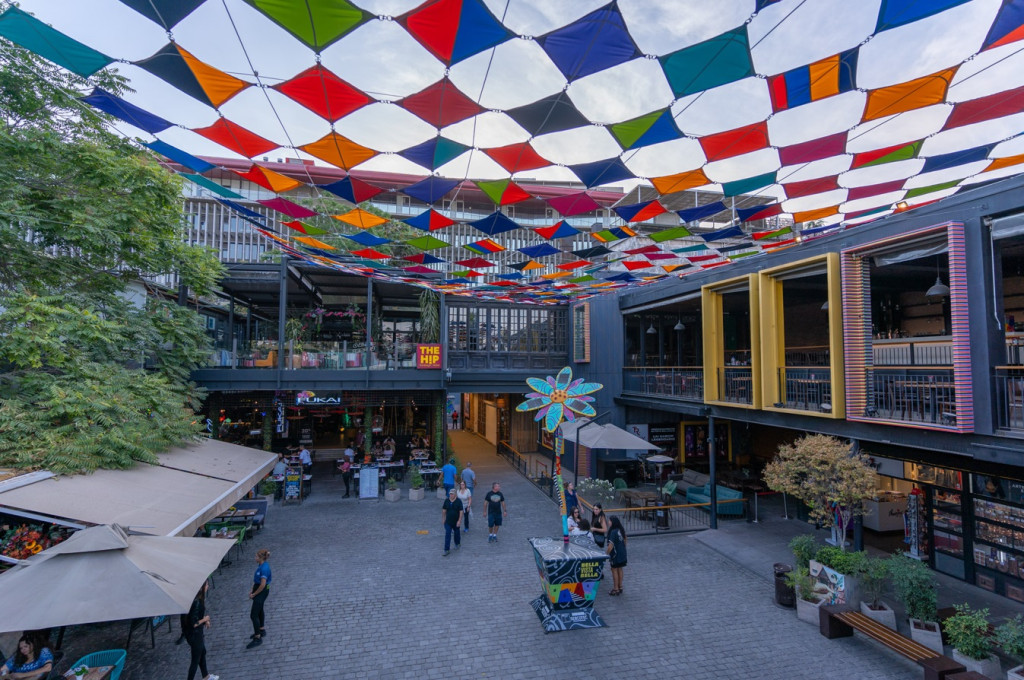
[277,255,288,374]
[708,413,717,530]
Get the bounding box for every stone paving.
[57,431,920,680]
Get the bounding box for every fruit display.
[0,522,74,561]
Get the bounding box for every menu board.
[359,465,379,499]
[284,470,301,502]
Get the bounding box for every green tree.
[764,434,876,550]
[0,40,223,473]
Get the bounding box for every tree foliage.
[0,40,223,473]
[763,434,876,549]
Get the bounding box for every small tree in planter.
[888,552,941,653]
[763,434,875,550]
[408,467,425,502]
[859,556,896,630]
[996,614,1024,680]
[384,477,401,502]
[786,566,825,624]
[943,604,1000,678]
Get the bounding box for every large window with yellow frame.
[702,275,760,408]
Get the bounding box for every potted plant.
[384,477,401,502]
[787,566,825,624]
[789,534,818,570]
[408,467,425,502]
[943,604,1000,678]
[257,478,277,499]
[996,614,1024,680]
[888,553,942,653]
[858,556,896,630]
[810,546,867,606]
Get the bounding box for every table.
[419,468,441,488]
[620,489,659,508]
[213,508,258,522]
[64,665,113,680]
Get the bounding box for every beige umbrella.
[0,524,232,634]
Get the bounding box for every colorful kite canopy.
[6,0,1024,302]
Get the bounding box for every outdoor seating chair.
[661,480,678,502]
[70,649,127,680]
[612,477,627,500]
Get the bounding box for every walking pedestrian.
[456,480,472,533]
[460,461,476,494]
[451,410,458,429]
[606,516,628,596]
[441,488,463,556]
[246,549,271,648]
[441,458,457,495]
[339,459,352,497]
[590,503,608,549]
[484,482,507,543]
[184,580,219,680]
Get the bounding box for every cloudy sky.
[15,0,1024,220]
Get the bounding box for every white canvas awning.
[559,420,661,451]
[0,439,276,537]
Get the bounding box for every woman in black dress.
[184,580,219,680]
[606,515,628,596]
[590,503,608,548]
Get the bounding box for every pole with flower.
[517,367,602,544]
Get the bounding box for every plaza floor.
[62,431,936,679]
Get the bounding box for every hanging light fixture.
[674,319,685,331]
[646,322,657,334]
[924,256,950,298]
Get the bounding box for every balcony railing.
[864,367,957,426]
[718,366,753,405]
[622,367,704,401]
[995,367,1024,431]
[776,367,832,413]
[784,346,830,367]
[206,341,416,370]
[872,337,953,366]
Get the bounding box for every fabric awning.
[0,439,276,537]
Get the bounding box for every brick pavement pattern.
[78,431,917,679]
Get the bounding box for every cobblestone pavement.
[58,431,918,680]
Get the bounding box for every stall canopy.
[0,439,275,537]
[0,523,232,634]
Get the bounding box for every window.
[573,303,590,362]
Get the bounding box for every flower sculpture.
[517,367,603,543]
[517,367,602,433]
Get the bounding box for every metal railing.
[995,368,1024,431]
[578,496,714,536]
[872,339,953,366]
[718,366,753,405]
[777,367,832,412]
[497,441,555,498]
[622,367,704,401]
[864,368,957,425]
[784,346,830,367]
[206,340,418,370]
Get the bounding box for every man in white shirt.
[343,443,355,462]
[299,446,312,472]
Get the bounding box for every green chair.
[661,480,678,502]
[612,477,627,500]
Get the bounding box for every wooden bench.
[819,605,966,680]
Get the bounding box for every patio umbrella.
[645,455,675,464]
[559,420,660,451]
[0,524,232,634]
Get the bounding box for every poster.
[681,421,730,463]
[359,465,379,499]
[284,469,302,502]
[541,427,554,451]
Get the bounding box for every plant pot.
[384,488,401,502]
[1007,663,1024,680]
[408,487,424,502]
[860,601,897,631]
[951,649,1001,678]
[796,597,823,624]
[909,618,944,655]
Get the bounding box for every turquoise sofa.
[685,483,745,516]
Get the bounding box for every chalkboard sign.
[284,469,302,503]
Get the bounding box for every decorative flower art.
[516,366,602,432]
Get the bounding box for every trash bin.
[655,501,669,529]
[774,562,795,608]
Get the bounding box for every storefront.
[860,452,1024,603]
